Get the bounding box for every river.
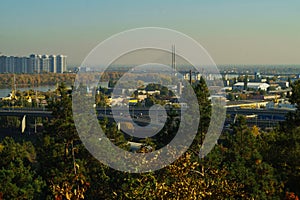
[0,86,57,98]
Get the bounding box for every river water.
[0,86,57,98]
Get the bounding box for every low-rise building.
[233,82,270,91]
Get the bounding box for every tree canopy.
[0,80,300,199]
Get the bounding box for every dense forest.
[0,73,125,88]
[0,80,300,199]
[0,72,192,89]
[0,74,75,88]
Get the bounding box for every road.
[0,106,295,129]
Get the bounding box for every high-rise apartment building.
[29,54,41,73]
[56,55,66,73]
[14,57,22,74]
[40,55,50,72]
[0,56,8,73]
[7,56,15,73]
[0,54,67,74]
[49,55,57,73]
[21,57,30,73]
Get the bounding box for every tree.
[290,80,300,108]
[244,75,248,90]
[154,108,180,149]
[37,83,89,199]
[0,137,45,199]
[227,92,235,101]
[191,77,211,151]
[268,79,300,196]
[150,152,243,199]
[267,127,300,197]
[220,116,282,198]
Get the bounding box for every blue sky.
[1,0,300,65]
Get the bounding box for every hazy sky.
[0,0,300,66]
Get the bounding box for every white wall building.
[233,82,270,91]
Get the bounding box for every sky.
[0,0,300,66]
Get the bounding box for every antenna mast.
[172,45,177,76]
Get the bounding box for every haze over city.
[1,0,300,66]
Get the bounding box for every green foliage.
[145,83,174,98]
[244,75,248,90]
[290,79,300,108]
[0,137,45,199]
[268,79,300,196]
[1,79,300,199]
[220,117,282,199]
[0,116,21,129]
[154,109,180,149]
[36,83,89,199]
[190,77,211,151]
[267,112,300,196]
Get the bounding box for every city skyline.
[0,0,300,66]
[0,53,67,74]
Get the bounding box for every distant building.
[0,56,30,74]
[40,55,49,72]
[0,53,67,74]
[20,57,29,73]
[0,56,7,73]
[49,55,57,73]
[7,56,15,73]
[29,54,41,73]
[57,55,66,73]
[260,78,267,83]
[79,66,90,72]
[233,82,270,91]
[269,83,281,91]
[275,81,289,89]
[254,72,261,81]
